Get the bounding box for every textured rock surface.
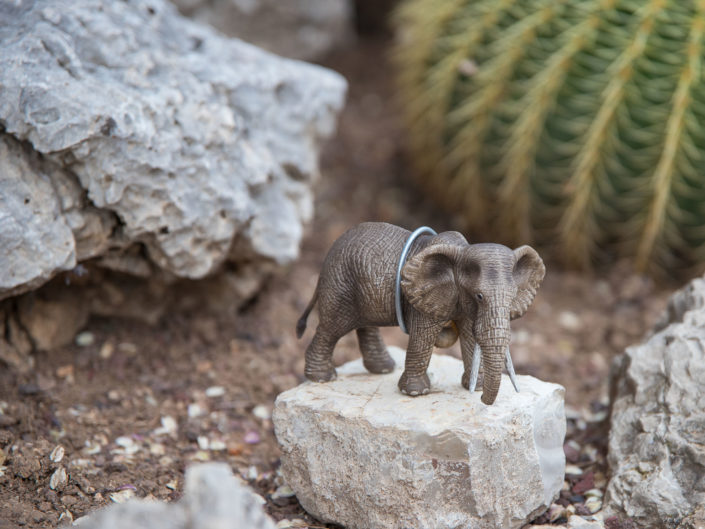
[0,0,345,302]
[273,347,566,529]
[605,276,705,528]
[172,0,353,61]
[76,463,276,529]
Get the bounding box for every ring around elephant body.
[297,222,545,405]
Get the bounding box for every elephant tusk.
[505,347,520,393]
[468,343,481,392]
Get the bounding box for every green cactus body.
[393,0,705,278]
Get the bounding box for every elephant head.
[401,239,545,405]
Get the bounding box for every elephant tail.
[296,287,318,339]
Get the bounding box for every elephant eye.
[476,293,483,300]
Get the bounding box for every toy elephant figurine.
[296,222,545,405]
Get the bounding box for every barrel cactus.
[392,0,705,278]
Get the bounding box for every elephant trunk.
[476,307,511,405]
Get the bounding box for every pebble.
[565,464,583,476]
[166,479,178,490]
[243,430,260,444]
[276,519,308,528]
[585,497,602,513]
[252,404,271,420]
[187,403,205,418]
[75,332,95,347]
[209,439,226,451]
[49,467,67,490]
[118,342,138,355]
[58,511,74,524]
[50,445,65,463]
[99,342,114,359]
[271,485,296,500]
[150,443,165,456]
[205,386,225,398]
[153,415,178,436]
[559,311,581,331]
[197,436,210,450]
[246,465,258,481]
[584,488,603,499]
[548,503,566,522]
[109,489,135,504]
[114,436,140,455]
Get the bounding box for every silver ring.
[395,226,437,334]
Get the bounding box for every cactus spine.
[393,0,705,278]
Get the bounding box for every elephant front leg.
[357,327,395,374]
[398,322,441,396]
[304,327,339,382]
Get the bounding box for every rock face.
[0,0,345,300]
[76,463,276,529]
[605,276,705,528]
[273,347,566,529]
[172,0,353,61]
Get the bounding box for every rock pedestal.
[273,347,566,529]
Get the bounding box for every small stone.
[247,466,258,481]
[61,494,78,506]
[56,365,75,383]
[558,311,581,331]
[252,405,271,420]
[58,510,74,524]
[548,503,567,522]
[188,403,205,418]
[197,436,210,450]
[243,431,260,445]
[271,485,296,500]
[49,467,68,490]
[566,464,584,476]
[118,342,138,356]
[585,488,604,499]
[573,472,595,494]
[209,439,226,451]
[585,497,602,514]
[109,489,135,503]
[568,515,604,529]
[166,479,178,491]
[149,443,165,456]
[205,386,225,398]
[99,342,114,359]
[276,519,307,529]
[274,347,566,529]
[75,332,95,347]
[49,445,65,464]
[154,416,178,436]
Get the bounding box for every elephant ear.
[401,244,461,320]
[511,245,546,320]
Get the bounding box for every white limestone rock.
[76,463,276,529]
[273,347,566,529]
[605,276,705,528]
[0,0,345,300]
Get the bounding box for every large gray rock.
[76,463,276,529]
[0,0,345,302]
[172,0,353,61]
[273,347,566,529]
[605,277,705,528]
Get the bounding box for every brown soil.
[0,38,671,528]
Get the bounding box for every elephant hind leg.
[304,327,340,382]
[357,327,395,374]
